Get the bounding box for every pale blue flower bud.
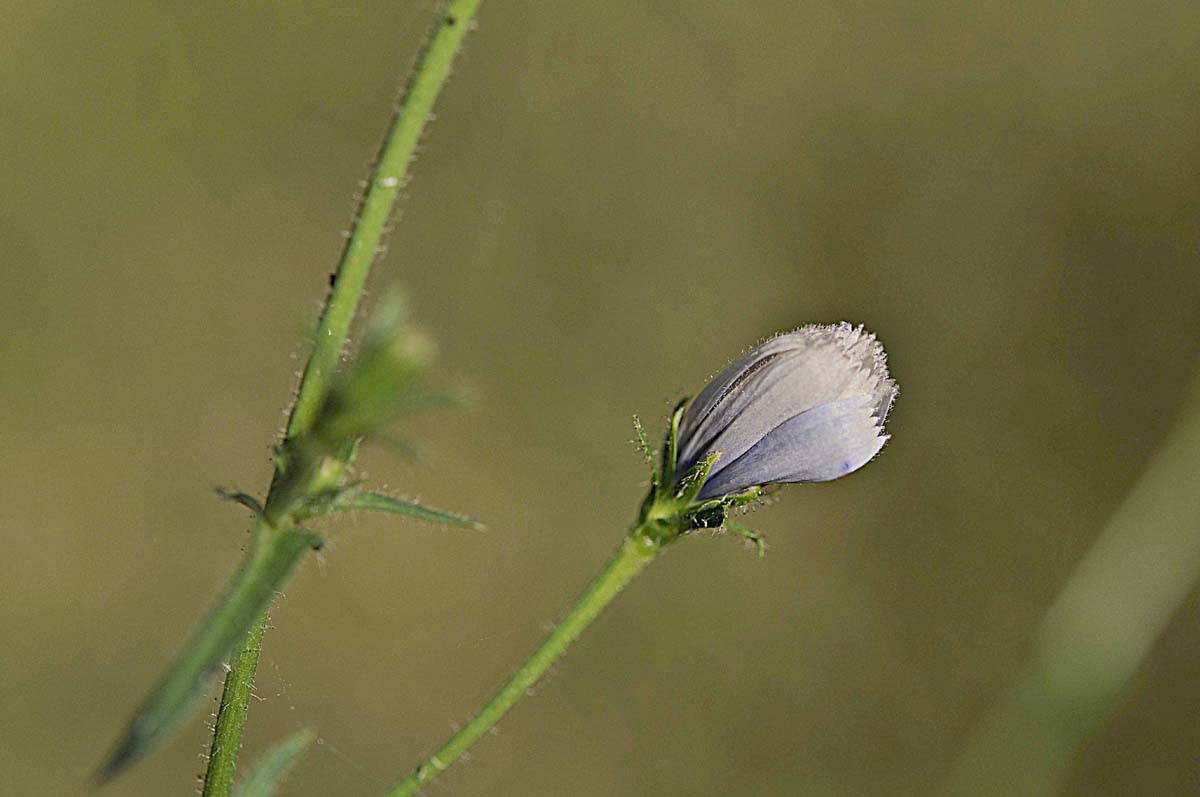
[677,323,896,500]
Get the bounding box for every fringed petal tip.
[792,321,897,423]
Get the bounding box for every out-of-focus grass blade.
[233,729,317,797]
[945,379,1200,796]
[334,488,483,529]
[96,523,321,785]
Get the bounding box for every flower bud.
[677,323,896,500]
[314,295,436,443]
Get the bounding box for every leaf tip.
[91,718,150,790]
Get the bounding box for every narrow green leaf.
[391,387,470,413]
[335,489,484,529]
[214,488,265,516]
[723,521,767,558]
[662,396,689,485]
[720,485,766,509]
[632,415,660,493]
[97,523,321,784]
[233,729,317,797]
[371,432,424,463]
[675,451,720,505]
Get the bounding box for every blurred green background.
[3,2,1200,795]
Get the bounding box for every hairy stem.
[286,0,482,441]
[202,613,267,797]
[201,3,484,794]
[386,529,661,796]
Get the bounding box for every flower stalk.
[387,323,896,793]
[387,531,661,797]
[386,436,755,796]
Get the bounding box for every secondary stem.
[201,2,483,795]
[386,528,662,797]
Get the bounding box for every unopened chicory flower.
[677,322,896,501]
[389,322,900,794]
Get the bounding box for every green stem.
[98,2,482,788]
[202,613,267,797]
[201,3,483,793]
[286,0,482,441]
[386,529,662,797]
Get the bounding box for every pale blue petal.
[697,346,882,479]
[697,395,888,500]
[678,347,808,473]
[679,324,892,477]
[677,334,800,470]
